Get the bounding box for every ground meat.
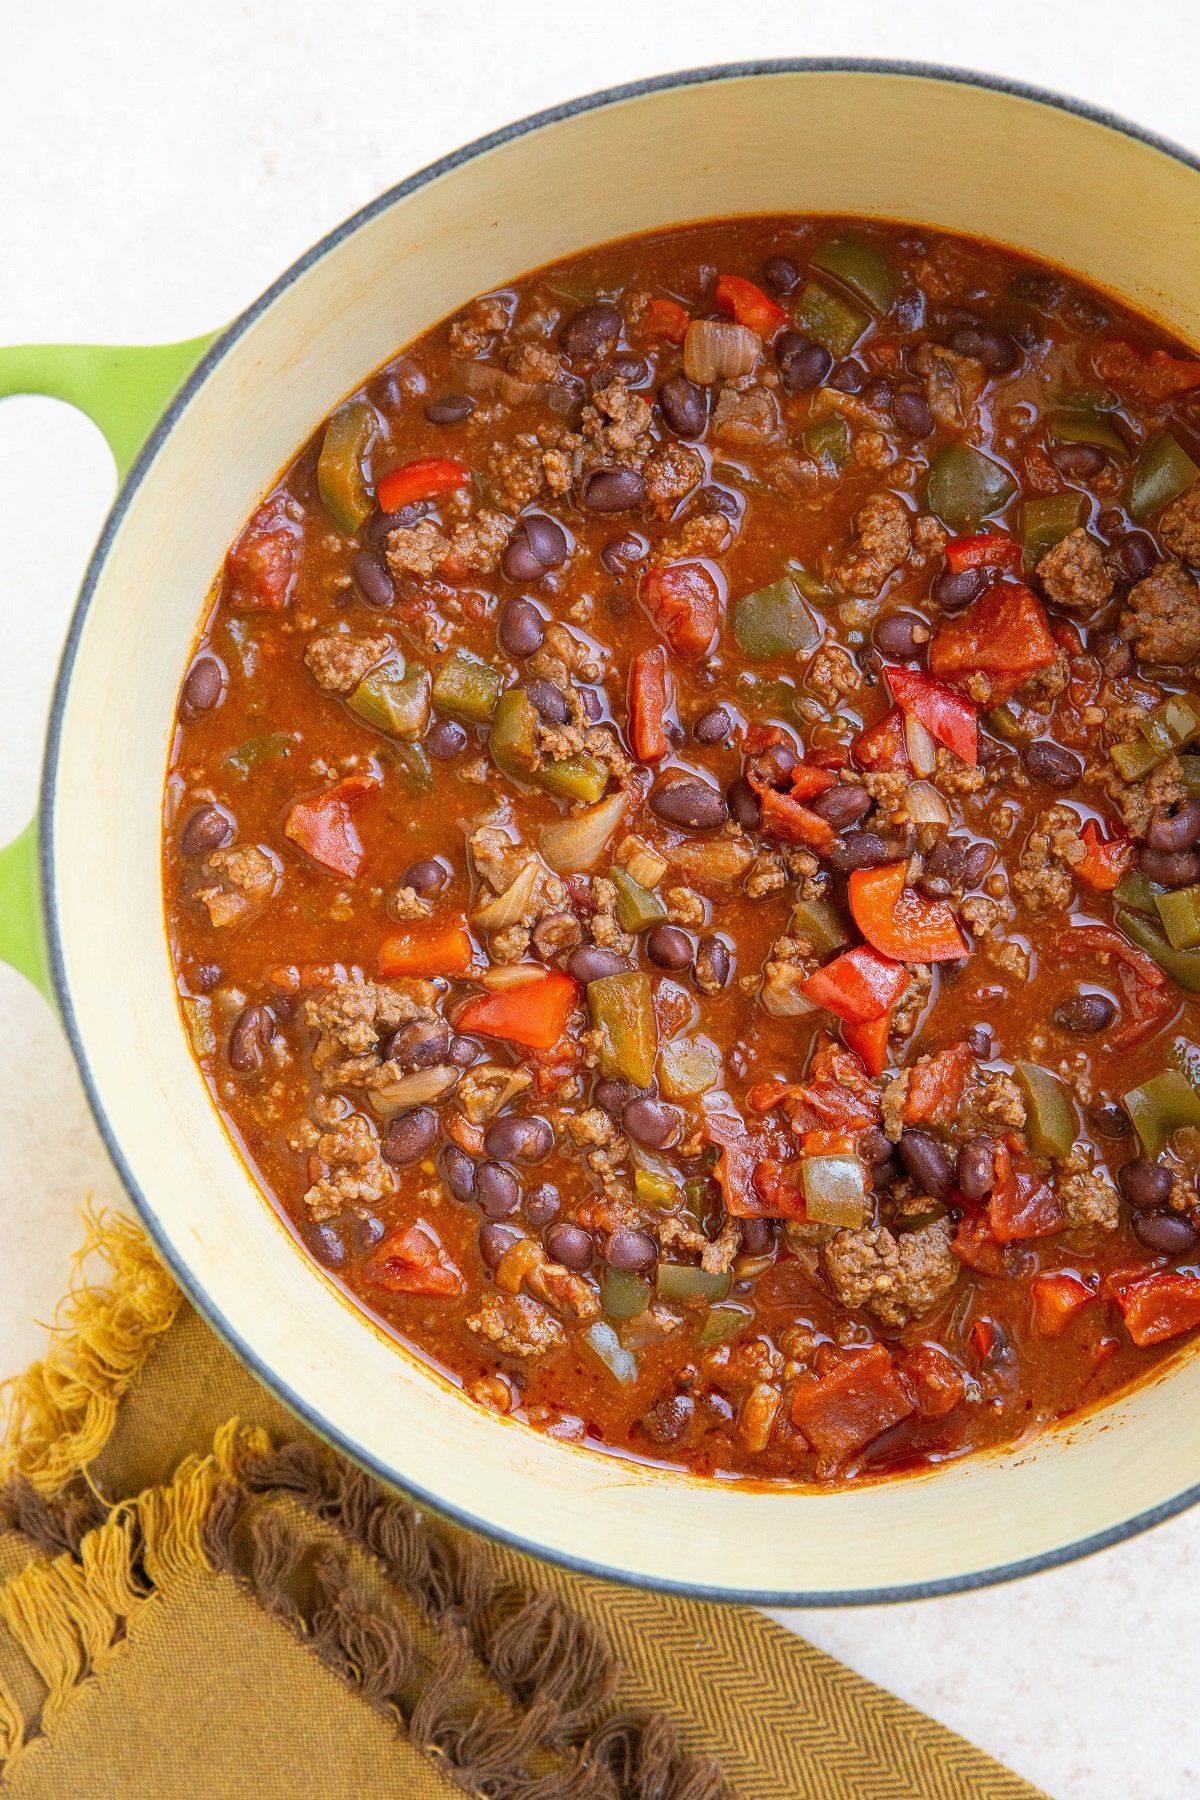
[306,979,439,1089]
[447,295,509,359]
[1012,806,1085,911]
[581,380,653,463]
[1120,559,1200,665]
[664,885,706,926]
[291,1098,393,1223]
[386,519,451,580]
[656,512,732,562]
[1057,1145,1120,1232]
[743,848,788,899]
[303,630,391,694]
[456,1063,532,1124]
[643,442,704,516]
[487,442,553,514]
[710,383,782,445]
[567,1107,622,1150]
[959,1071,1028,1135]
[1016,647,1070,708]
[195,842,279,927]
[386,508,512,583]
[1108,751,1185,838]
[806,644,863,708]
[387,884,431,922]
[912,515,949,564]
[1036,528,1113,615]
[960,894,1004,939]
[1160,482,1200,566]
[859,769,911,821]
[909,343,987,430]
[827,492,912,598]
[891,965,933,1041]
[822,1220,958,1327]
[505,342,565,388]
[935,746,988,795]
[702,1337,783,1390]
[589,876,635,954]
[466,1293,566,1358]
[532,909,582,959]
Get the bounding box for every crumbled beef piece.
[386,519,451,580]
[959,1071,1027,1135]
[909,342,987,429]
[532,909,582,959]
[881,1070,910,1143]
[1160,482,1200,565]
[456,1063,532,1124]
[1016,646,1070,707]
[806,644,863,708]
[306,979,439,1089]
[822,1220,958,1327]
[702,1337,783,1390]
[567,1107,622,1150]
[990,938,1031,979]
[664,885,706,926]
[912,515,950,563]
[466,1292,566,1358]
[710,384,782,445]
[744,848,789,899]
[505,342,565,388]
[859,770,910,822]
[303,630,391,695]
[827,492,912,598]
[195,842,279,927]
[487,442,552,513]
[1057,1144,1120,1232]
[700,1218,742,1275]
[386,508,512,583]
[1107,751,1185,838]
[1036,528,1114,615]
[643,442,704,516]
[852,431,900,475]
[891,965,933,1041]
[448,295,509,359]
[388,884,432,922]
[960,894,1004,939]
[589,876,635,953]
[580,380,653,464]
[290,1098,393,1222]
[1012,805,1085,911]
[657,513,732,561]
[935,746,989,794]
[1120,559,1200,665]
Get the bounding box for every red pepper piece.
[885,665,978,766]
[379,920,473,979]
[952,1213,1008,1277]
[902,1042,975,1127]
[365,1225,463,1297]
[628,645,670,764]
[642,297,689,344]
[455,969,579,1051]
[943,532,1023,574]
[715,273,788,337]
[376,455,470,514]
[842,1014,892,1076]
[790,1344,915,1477]
[800,945,909,1025]
[283,772,378,878]
[848,861,969,963]
[852,705,908,772]
[1031,1272,1096,1337]
[928,583,1057,708]
[903,1344,966,1418]
[1092,338,1200,402]
[1114,1270,1200,1346]
[1075,819,1134,891]
[757,785,836,854]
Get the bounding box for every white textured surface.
[1,4,1196,1795]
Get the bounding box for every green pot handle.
[0,332,221,1003]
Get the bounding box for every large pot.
[4,61,1200,1604]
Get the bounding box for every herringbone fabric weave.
[0,1213,1045,1799]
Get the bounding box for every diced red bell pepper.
[1114,1270,1200,1347]
[1031,1271,1096,1337]
[929,583,1057,708]
[376,456,470,514]
[455,968,579,1051]
[987,1143,1066,1243]
[638,562,722,659]
[903,1343,966,1418]
[378,920,474,979]
[224,499,302,610]
[848,860,969,963]
[365,1225,463,1297]
[628,645,670,764]
[1092,338,1200,402]
[885,666,978,767]
[852,706,908,772]
[715,273,788,337]
[800,945,909,1025]
[1075,819,1134,892]
[790,1344,915,1477]
[642,297,690,344]
[969,1319,997,1359]
[756,785,836,854]
[283,772,378,878]
[902,1041,975,1127]
[787,764,838,801]
[842,1014,892,1077]
[943,532,1023,575]
[952,1213,1008,1277]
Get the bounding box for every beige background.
[2,3,1198,1794]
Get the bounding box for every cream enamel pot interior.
[5,61,1200,1603]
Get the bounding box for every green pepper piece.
[655,1263,733,1306]
[432,649,503,724]
[1109,735,1166,783]
[317,399,376,535]
[601,1269,651,1319]
[537,752,609,804]
[1046,411,1129,457]
[1130,432,1200,521]
[803,415,852,474]
[221,731,301,777]
[1019,492,1090,565]
[1156,884,1200,950]
[927,444,1017,533]
[348,657,431,740]
[1139,692,1200,755]
[1057,386,1121,412]
[1014,1061,1079,1160]
[1180,754,1200,798]
[795,280,870,357]
[788,565,835,604]
[695,1304,752,1348]
[181,996,215,1059]
[490,687,539,781]
[610,865,667,932]
[1112,870,1164,914]
[658,1034,722,1101]
[789,895,848,954]
[379,740,434,794]
[810,234,898,314]
[1122,1069,1200,1160]
[583,1321,639,1385]
[983,703,1023,741]
[587,971,658,1088]
[1117,908,1200,994]
[633,1167,680,1207]
[733,576,821,660]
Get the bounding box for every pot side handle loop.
[0,332,221,1002]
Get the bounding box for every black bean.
[1133,1210,1198,1255]
[917,836,965,897]
[1023,740,1083,786]
[825,830,889,872]
[579,687,602,722]
[484,1113,553,1164]
[305,1222,345,1269]
[1108,531,1158,586]
[862,377,894,413]
[447,1035,479,1066]
[351,550,395,609]
[580,466,647,513]
[426,719,468,760]
[383,1019,451,1069]
[545,1222,593,1269]
[933,566,989,613]
[966,1023,993,1058]
[694,484,740,521]
[726,776,761,829]
[401,858,449,897]
[561,302,622,361]
[1052,442,1106,481]
[496,597,545,660]
[859,1127,893,1166]
[1090,1099,1130,1138]
[362,502,429,545]
[957,1136,996,1200]
[649,775,728,831]
[594,1077,635,1117]
[1139,847,1200,888]
[623,1096,681,1148]
[646,925,693,971]
[1118,1158,1173,1210]
[829,360,866,394]
[962,842,993,885]
[383,1108,440,1168]
[475,1161,520,1219]
[693,934,731,994]
[526,679,571,724]
[808,783,873,830]
[891,386,934,439]
[605,1226,658,1272]
[599,531,646,575]
[180,654,223,720]
[356,1213,386,1251]
[776,332,833,392]
[762,254,799,294]
[478,1222,519,1270]
[524,1182,560,1227]
[658,375,707,439]
[898,1130,954,1195]
[425,391,475,425]
[194,963,222,993]
[641,1394,694,1444]
[692,704,732,744]
[1147,801,1200,853]
[739,1217,775,1256]
[568,945,632,984]
[872,611,929,659]
[501,514,569,584]
[948,325,1020,372]
[180,804,233,857]
[871,1157,900,1191]
[756,741,801,787]
[593,353,649,390]
[228,1004,275,1073]
[1053,991,1116,1034]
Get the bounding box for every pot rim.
[39,57,1200,1606]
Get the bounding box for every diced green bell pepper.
[601,1269,651,1319]
[609,865,667,933]
[1122,1068,1200,1160]
[789,895,849,955]
[1130,432,1200,521]
[733,576,821,660]
[658,1034,722,1101]
[587,971,658,1088]
[1019,492,1089,565]
[983,703,1023,741]
[317,399,375,535]
[810,234,898,314]
[379,740,434,794]
[348,656,431,740]
[795,280,870,357]
[583,1321,639,1384]
[432,649,503,724]
[633,1167,681,1207]
[490,687,607,800]
[182,996,215,1059]
[1117,908,1200,995]
[655,1263,732,1305]
[1112,870,1164,914]
[1139,692,1200,755]
[1110,735,1167,783]
[786,562,835,604]
[1014,1061,1079,1160]
[1156,884,1200,950]
[1046,410,1129,457]
[694,1304,752,1348]
[927,444,1016,533]
[537,752,609,804]
[803,415,851,473]
[221,731,301,777]
[1180,754,1200,798]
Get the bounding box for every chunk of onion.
[759,963,817,1018]
[683,319,761,384]
[584,1320,639,1385]
[904,712,939,777]
[470,857,544,932]
[540,790,627,872]
[367,1063,460,1118]
[801,1154,868,1229]
[904,779,951,827]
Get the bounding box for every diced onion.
[801,1155,868,1229]
[904,713,939,777]
[584,1321,639,1385]
[368,1063,460,1118]
[683,319,761,384]
[904,779,951,827]
[474,964,546,991]
[540,790,627,872]
[471,857,544,931]
[759,964,817,1018]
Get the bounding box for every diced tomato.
[952,1213,1008,1277]
[1075,819,1134,892]
[642,297,690,344]
[849,860,969,963]
[903,1344,966,1418]
[903,1041,975,1127]
[751,1158,809,1220]
[787,764,838,802]
[969,1319,997,1359]
[638,562,722,658]
[943,532,1023,575]
[852,705,908,772]
[1031,1271,1096,1337]
[1092,338,1200,402]
[790,1344,915,1477]
[715,273,787,337]
[376,456,469,514]
[283,772,378,878]
[929,583,1057,707]
[885,665,978,766]
[756,785,836,854]
[378,920,474,979]
[455,968,579,1051]
[365,1225,463,1297]
[987,1144,1065,1243]
[704,1111,779,1218]
[223,499,302,610]
[1064,923,1173,1048]
[842,1014,891,1076]
[801,945,909,1025]
[1114,1271,1200,1347]
[629,645,670,763]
